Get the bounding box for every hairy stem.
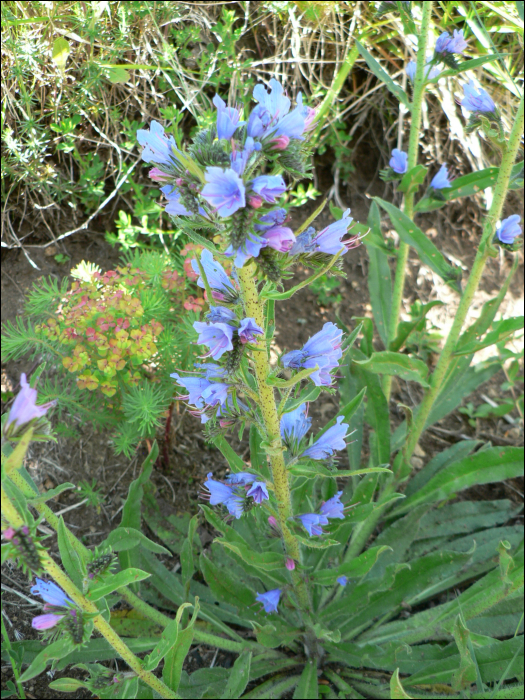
[237,264,311,614]
[384,0,433,401]
[404,93,524,461]
[1,487,178,699]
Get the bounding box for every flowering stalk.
[1,487,179,700]
[384,0,433,401]
[236,265,312,615]
[404,92,524,462]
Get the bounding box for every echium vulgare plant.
[2,5,524,699]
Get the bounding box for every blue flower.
[302,417,348,460]
[272,93,310,140]
[191,250,237,302]
[254,208,288,231]
[5,373,55,432]
[319,491,345,520]
[203,473,244,518]
[206,306,237,324]
[461,81,496,113]
[251,175,287,203]
[31,579,73,608]
[239,318,264,344]
[160,185,192,217]
[137,121,179,166]
[247,79,311,141]
[389,149,408,174]
[246,481,269,503]
[281,322,343,386]
[195,363,229,380]
[280,403,312,452]
[435,29,468,55]
[291,209,353,256]
[213,94,243,140]
[261,226,296,252]
[201,167,246,217]
[193,321,234,360]
[298,513,329,537]
[226,472,257,485]
[170,373,212,409]
[337,576,348,587]
[225,231,267,268]
[496,215,522,244]
[406,58,441,82]
[253,79,291,125]
[430,164,452,190]
[230,137,261,175]
[255,588,281,614]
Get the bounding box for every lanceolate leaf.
[390,300,444,352]
[391,447,524,516]
[222,651,252,699]
[353,352,430,387]
[87,568,151,601]
[313,545,392,585]
[374,197,462,291]
[355,40,409,107]
[455,316,524,355]
[365,201,392,346]
[397,165,428,194]
[293,659,318,699]
[217,540,284,570]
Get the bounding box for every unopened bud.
[269,135,290,150]
[248,195,264,209]
[268,516,278,529]
[285,557,295,571]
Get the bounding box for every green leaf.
[313,545,392,585]
[104,527,170,555]
[365,202,392,346]
[106,66,130,84]
[390,669,413,699]
[19,638,71,682]
[263,251,343,300]
[374,197,462,291]
[355,40,409,107]
[222,650,252,699]
[390,300,444,352]
[28,483,75,504]
[437,53,502,78]
[295,534,339,549]
[181,514,199,589]
[267,366,316,388]
[212,435,246,474]
[404,440,479,497]
[217,540,284,570]
[51,37,70,72]
[57,516,84,587]
[391,447,524,516]
[200,551,255,608]
[451,616,478,691]
[48,678,87,692]
[397,165,428,195]
[353,352,430,387]
[87,568,151,601]
[293,659,318,699]
[455,316,524,355]
[312,387,366,443]
[351,354,390,466]
[145,599,198,673]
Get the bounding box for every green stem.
[384,0,433,401]
[404,93,524,462]
[1,488,178,699]
[1,607,26,699]
[236,264,311,615]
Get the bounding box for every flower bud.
[248,195,264,209]
[285,557,295,571]
[269,135,290,150]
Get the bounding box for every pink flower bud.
[148,168,170,182]
[3,527,16,540]
[32,613,64,630]
[176,178,184,186]
[304,107,318,131]
[268,516,278,529]
[269,135,290,150]
[248,195,264,209]
[285,557,295,571]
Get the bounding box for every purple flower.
[248,79,311,141]
[255,588,281,614]
[203,473,244,518]
[193,321,234,360]
[496,215,522,244]
[226,472,257,485]
[280,403,312,451]
[191,250,237,301]
[201,167,246,217]
[213,94,243,140]
[31,578,73,608]
[196,363,229,380]
[302,417,348,460]
[170,373,213,409]
[319,491,345,520]
[285,558,295,571]
[435,29,468,55]
[430,164,452,190]
[461,81,496,113]
[281,322,343,386]
[272,93,309,140]
[311,209,354,255]
[225,231,267,268]
[206,306,237,324]
[261,226,296,253]
[337,576,348,587]
[250,175,287,203]
[137,121,179,166]
[298,513,329,537]
[5,374,55,431]
[254,209,288,231]
[246,481,269,503]
[200,382,230,408]
[389,149,408,174]
[230,137,261,175]
[32,613,64,630]
[160,185,192,217]
[406,58,441,82]
[239,318,264,344]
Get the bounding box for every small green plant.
[309,273,343,306]
[77,479,104,513]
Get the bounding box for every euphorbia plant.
[2,3,524,698]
